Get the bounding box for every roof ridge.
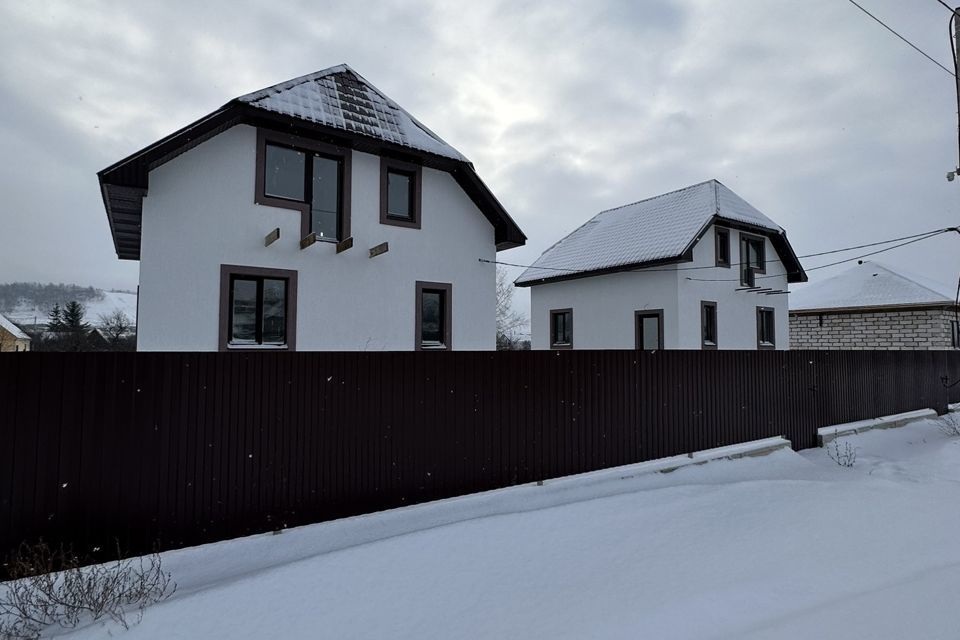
[236,64,353,102]
[597,179,718,216]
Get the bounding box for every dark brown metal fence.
[2,350,959,567]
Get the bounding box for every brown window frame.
[415,281,452,351]
[715,227,730,268]
[756,306,775,350]
[380,157,422,229]
[634,309,665,350]
[740,232,767,286]
[219,264,298,352]
[549,308,573,349]
[254,128,352,242]
[701,301,718,350]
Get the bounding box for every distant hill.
[0,282,136,328]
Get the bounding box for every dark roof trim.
[514,251,696,288]
[515,216,806,288]
[790,302,959,316]
[99,102,525,260]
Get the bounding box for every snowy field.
[62,417,960,639]
[4,290,136,326]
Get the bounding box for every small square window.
[757,307,775,349]
[381,158,421,229]
[550,309,573,348]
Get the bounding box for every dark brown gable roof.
[99,65,526,260]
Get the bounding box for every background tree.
[46,303,64,331]
[97,309,136,351]
[59,301,90,352]
[495,267,528,350]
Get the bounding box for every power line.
[482,226,958,276]
[684,229,952,282]
[842,0,955,77]
[933,0,955,13]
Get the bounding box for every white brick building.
[789,262,959,350]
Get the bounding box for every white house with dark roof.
[789,261,960,350]
[99,64,525,351]
[516,179,806,350]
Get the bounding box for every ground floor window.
[219,265,298,351]
[416,281,452,350]
[757,307,775,350]
[701,301,717,349]
[550,308,573,349]
[635,310,664,350]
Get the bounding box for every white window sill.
[227,343,289,350]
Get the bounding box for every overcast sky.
[1,0,958,320]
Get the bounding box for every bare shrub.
[826,435,857,468]
[938,413,960,437]
[0,542,175,639]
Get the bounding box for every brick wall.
[789,307,959,350]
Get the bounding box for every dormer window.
[380,158,422,229]
[255,129,352,242]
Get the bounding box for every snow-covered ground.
[61,417,960,639]
[4,290,136,326]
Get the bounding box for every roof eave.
[790,301,958,315]
[515,252,693,288]
[99,102,526,258]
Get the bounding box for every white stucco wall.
[677,226,790,349]
[138,124,497,351]
[529,224,791,350]
[529,269,680,349]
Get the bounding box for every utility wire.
[842,0,955,76]
[684,229,953,282]
[481,226,958,276]
[934,0,955,13]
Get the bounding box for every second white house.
[516,180,806,350]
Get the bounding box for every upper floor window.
[757,306,775,350]
[740,233,766,286]
[380,158,422,229]
[550,309,573,349]
[255,130,351,242]
[715,227,730,268]
[416,281,451,350]
[219,265,298,351]
[952,319,959,348]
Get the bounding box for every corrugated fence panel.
[1,349,958,573]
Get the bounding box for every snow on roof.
[0,313,29,341]
[237,64,467,162]
[515,179,783,285]
[789,261,956,311]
